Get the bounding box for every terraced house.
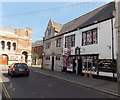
[0,27,32,65]
[43,2,118,78]
[43,19,63,71]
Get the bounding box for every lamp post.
[41,53,45,69]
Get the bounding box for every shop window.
[56,56,60,60]
[1,41,5,49]
[82,28,97,46]
[7,42,11,50]
[82,56,98,71]
[13,42,16,50]
[65,34,75,48]
[56,38,61,47]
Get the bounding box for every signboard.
[98,59,116,73]
[75,46,80,55]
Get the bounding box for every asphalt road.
[2,70,118,99]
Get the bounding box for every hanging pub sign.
[75,46,80,55]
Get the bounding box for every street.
[2,69,118,99]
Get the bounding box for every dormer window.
[48,29,51,36]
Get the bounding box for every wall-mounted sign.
[75,46,80,55]
[98,59,116,73]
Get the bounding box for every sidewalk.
[31,66,119,97]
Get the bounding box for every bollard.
[84,71,88,78]
[89,70,93,79]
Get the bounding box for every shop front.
[63,46,99,75]
[63,54,98,74]
[81,54,98,75]
[63,55,82,74]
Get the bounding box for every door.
[51,56,54,71]
[73,59,76,73]
[0,55,8,65]
[77,59,82,74]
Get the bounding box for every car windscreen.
[14,63,28,69]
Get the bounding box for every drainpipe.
[111,18,115,78]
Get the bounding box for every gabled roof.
[59,2,115,34]
[50,19,63,33]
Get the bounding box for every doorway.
[0,54,8,65]
[22,51,28,63]
[77,59,82,74]
[51,56,54,71]
[73,59,76,73]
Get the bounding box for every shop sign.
[65,47,71,55]
[75,46,80,55]
[98,59,116,73]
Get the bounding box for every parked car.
[8,63,30,77]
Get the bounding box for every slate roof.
[59,2,115,34]
[79,2,115,29]
[32,40,43,47]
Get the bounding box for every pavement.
[31,66,119,97]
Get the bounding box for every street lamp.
[41,53,45,69]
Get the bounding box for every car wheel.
[8,70,10,75]
[26,72,29,76]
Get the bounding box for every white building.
[43,2,118,77]
[62,2,117,77]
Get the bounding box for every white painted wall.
[63,18,116,60]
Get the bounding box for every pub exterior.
[62,2,117,77]
[43,2,117,78]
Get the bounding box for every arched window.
[13,42,16,50]
[7,42,11,50]
[1,41,5,49]
[25,30,28,36]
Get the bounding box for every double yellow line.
[1,79,12,100]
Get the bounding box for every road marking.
[2,82,12,100]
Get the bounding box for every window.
[45,56,50,60]
[82,56,98,71]
[65,34,75,48]
[1,41,5,49]
[13,43,16,50]
[7,42,11,50]
[25,30,29,36]
[82,28,97,46]
[93,29,97,44]
[56,56,60,60]
[46,42,51,49]
[48,29,51,36]
[56,38,61,47]
[14,63,28,68]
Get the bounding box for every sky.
[1,1,113,42]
